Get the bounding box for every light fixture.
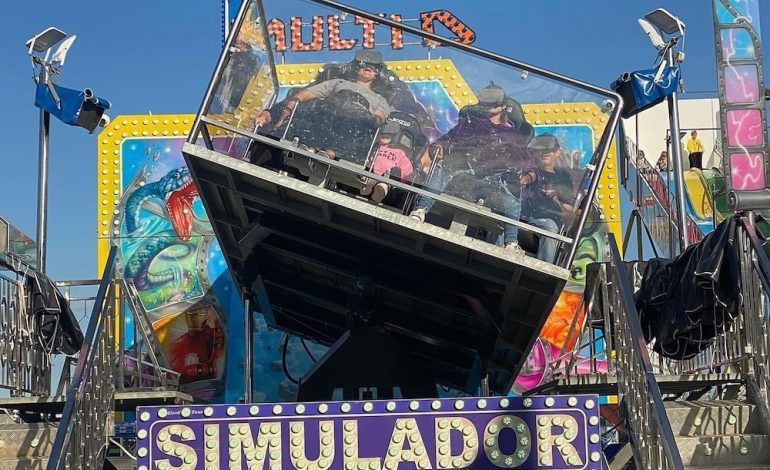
[644,8,685,37]
[26,27,67,55]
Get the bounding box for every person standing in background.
[656,150,671,171]
[686,130,705,169]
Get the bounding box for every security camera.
[99,114,111,127]
[601,99,616,113]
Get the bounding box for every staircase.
[664,399,770,469]
[0,421,55,469]
[0,247,192,469]
[553,218,770,470]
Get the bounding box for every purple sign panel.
[136,395,602,469]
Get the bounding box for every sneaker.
[371,183,389,203]
[360,177,375,196]
[409,208,427,222]
[505,241,525,255]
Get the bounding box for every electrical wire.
[281,333,299,384]
[300,337,317,363]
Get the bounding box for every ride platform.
[184,141,569,395]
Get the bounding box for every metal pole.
[667,47,689,253]
[36,109,50,272]
[243,296,252,403]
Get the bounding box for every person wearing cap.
[409,83,534,254]
[255,50,392,162]
[360,121,414,203]
[520,133,574,262]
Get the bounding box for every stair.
[665,399,770,469]
[0,422,56,469]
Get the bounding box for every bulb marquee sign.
[267,10,476,52]
[136,395,602,469]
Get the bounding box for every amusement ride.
[0,1,769,469]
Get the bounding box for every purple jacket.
[434,115,534,176]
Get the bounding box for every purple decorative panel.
[726,109,763,147]
[730,152,766,190]
[136,395,603,469]
[723,64,760,103]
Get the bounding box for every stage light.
[26,26,112,271]
[25,27,66,54]
[644,8,685,37]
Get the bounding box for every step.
[0,424,55,459]
[676,433,770,466]
[665,400,762,436]
[0,458,48,469]
[105,456,137,470]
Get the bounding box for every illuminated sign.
[267,10,476,52]
[136,395,603,469]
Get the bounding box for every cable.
[300,338,317,363]
[281,334,299,384]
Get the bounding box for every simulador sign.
[136,395,602,469]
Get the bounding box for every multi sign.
[136,395,603,469]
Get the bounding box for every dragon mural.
[114,137,230,400]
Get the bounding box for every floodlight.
[644,8,685,36]
[50,35,77,67]
[26,27,67,54]
[638,19,665,50]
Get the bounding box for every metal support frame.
[36,108,50,272]
[666,45,688,252]
[712,1,769,212]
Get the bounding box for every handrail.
[47,246,118,470]
[606,236,684,470]
[0,251,52,396]
[737,217,770,414]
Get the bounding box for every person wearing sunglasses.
[255,50,392,163]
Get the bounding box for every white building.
[622,97,722,170]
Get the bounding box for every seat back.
[382,111,429,165]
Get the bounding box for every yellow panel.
[684,169,713,220]
[276,59,476,109]
[95,114,195,273]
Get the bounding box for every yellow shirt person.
[686,130,704,169]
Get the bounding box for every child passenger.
[360,121,414,203]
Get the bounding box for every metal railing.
[0,252,51,396]
[47,247,181,469]
[116,279,179,391]
[604,236,684,470]
[47,247,119,469]
[737,217,770,412]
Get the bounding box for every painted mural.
[511,124,613,395]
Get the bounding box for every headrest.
[381,121,401,135]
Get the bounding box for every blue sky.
[1,0,769,281]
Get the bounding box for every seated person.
[520,133,575,263]
[360,121,414,203]
[409,83,535,254]
[255,50,436,166]
[255,50,390,164]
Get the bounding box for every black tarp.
[586,216,741,360]
[28,269,84,355]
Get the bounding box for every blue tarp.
[34,82,111,129]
